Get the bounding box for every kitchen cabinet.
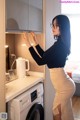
[6,0,43,32]
[29,0,43,32]
[0,0,5,112]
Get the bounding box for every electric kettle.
[16,57,30,78]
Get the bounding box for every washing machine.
[7,83,44,120]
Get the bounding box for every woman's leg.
[53,93,74,120]
[53,104,62,120]
[61,99,74,120]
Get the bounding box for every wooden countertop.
[5,75,43,102]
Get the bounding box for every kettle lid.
[16,57,25,61]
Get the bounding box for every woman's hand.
[23,32,31,48]
[30,32,38,46]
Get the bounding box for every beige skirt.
[49,68,76,120]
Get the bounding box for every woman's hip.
[49,68,76,93]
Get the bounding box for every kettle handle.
[25,59,30,71]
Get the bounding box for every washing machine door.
[26,103,44,120]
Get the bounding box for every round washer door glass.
[26,103,44,120]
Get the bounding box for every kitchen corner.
[5,71,44,102]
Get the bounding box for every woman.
[24,14,76,120]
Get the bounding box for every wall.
[6,33,45,72]
[6,34,15,54]
[44,0,61,120]
[0,0,5,112]
[15,33,45,72]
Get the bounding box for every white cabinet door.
[6,0,43,32]
[29,0,43,32]
[6,0,29,31]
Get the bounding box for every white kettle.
[16,57,30,79]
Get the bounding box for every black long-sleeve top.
[29,39,68,68]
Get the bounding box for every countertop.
[5,75,43,102]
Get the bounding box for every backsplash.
[6,33,45,72]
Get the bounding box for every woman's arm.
[30,32,45,57]
[23,32,46,66]
[29,46,46,66]
[35,44,44,57]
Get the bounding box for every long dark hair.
[52,14,71,55]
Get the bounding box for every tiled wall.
[6,33,45,72]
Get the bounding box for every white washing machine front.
[8,83,44,120]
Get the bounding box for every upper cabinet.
[6,0,43,32]
[29,0,43,32]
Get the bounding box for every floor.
[72,96,80,120]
